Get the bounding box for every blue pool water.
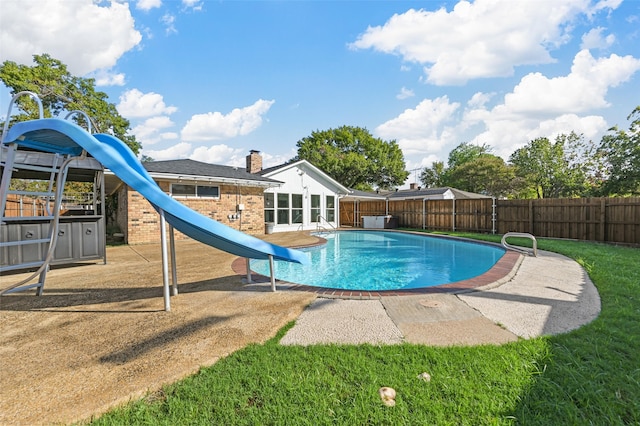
[250,231,505,291]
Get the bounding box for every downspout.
[422,198,426,230]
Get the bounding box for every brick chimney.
[246,150,262,173]
[410,183,418,190]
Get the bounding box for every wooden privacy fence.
[340,197,640,245]
[340,199,496,233]
[2,193,48,217]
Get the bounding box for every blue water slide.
[3,118,309,264]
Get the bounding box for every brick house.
[107,152,282,244]
[107,150,351,243]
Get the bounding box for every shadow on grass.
[507,241,640,424]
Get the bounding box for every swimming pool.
[250,231,505,291]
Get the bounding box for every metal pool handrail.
[502,232,537,257]
[316,215,336,234]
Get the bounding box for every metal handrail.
[2,91,44,145]
[316,215,336,233]
[501,232,537,257]
[64,110,93,134]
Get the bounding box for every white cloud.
[396,87,415,100]
[261,148,298,169]
[181,99,275,142]
[137,0,162,11]
[131,116,177,145]
[459,50,640,158]
[0,0,141,76]
[376,96,460,156]
[349,0,622,85]
[190,144,245,165]
[378,49,640,167]
[143,142,193,161]
[500,50,640,116]
[466,92,494,109]
[88,70,126,87]
[580,27,615,50]
[161,13,178,35]
[117,89,178,118]
[182,0,203,11]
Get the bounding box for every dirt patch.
[0,232,319,425]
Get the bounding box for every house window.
[292,194,303,224]
[325,195,335,222]
[311,194,320,223]
[171,183,219,198]
[277,193,289,224]
[264,193,274,223]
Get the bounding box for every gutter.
[103,169,283,189]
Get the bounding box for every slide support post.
[160,209,171,312]
[269,255,276,292]
[169,224,178,296]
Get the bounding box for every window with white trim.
[264,193,275,223]
[292,194,303,224]
[311,194,320,223]
[277,193,289,224]
[325,195,335,222]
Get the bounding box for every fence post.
[528,200,534,234]
[599,198,606,242]
[452,199,456,232]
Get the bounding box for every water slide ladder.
[0,92,92,295]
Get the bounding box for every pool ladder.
[501,232,537,257]
[315,215,336,236]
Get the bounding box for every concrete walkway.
[280,250,601,346]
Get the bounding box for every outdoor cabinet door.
[19,223,44,264]
[78,221,100,259]
[51,222,73,262]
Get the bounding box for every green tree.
[509,132,593,198]
[419,161,446,187]
[446,154,519,198]
[597,106,640,196]
[294,126,409,190]
[0,54,140,154]
[447,142,492,169]
[419,142,495,191]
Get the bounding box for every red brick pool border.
[231,232,523,300]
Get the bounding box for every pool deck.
[0,231,601,424]
[277,249,601,346]
[234,231,601,346]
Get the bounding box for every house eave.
[104,170,283,188]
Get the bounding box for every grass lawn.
[90,233,639,425]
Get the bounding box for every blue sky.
[1,0,639,187]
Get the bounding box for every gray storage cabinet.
[1,216,105,268]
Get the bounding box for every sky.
[1,0,639,187]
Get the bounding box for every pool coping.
[232,230,524,300]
